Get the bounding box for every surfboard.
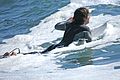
[91,22,107,40]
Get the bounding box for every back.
[59,22,91,46]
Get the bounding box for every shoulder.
[80,25,90,31]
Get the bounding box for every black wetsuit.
[41,21,92,53]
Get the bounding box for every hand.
[67,17,74,22]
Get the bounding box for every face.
[85,16,90,25]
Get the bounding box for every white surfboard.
[91,22,107,40]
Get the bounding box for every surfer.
[41,7,92,53]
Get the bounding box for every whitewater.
[0,0,120,80]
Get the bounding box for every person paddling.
[41,7,92,53]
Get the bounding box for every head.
[73,7,90,25]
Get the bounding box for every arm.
[83,31,92,43]
[55,17,73,31]
[54,21,67,31]
[73,31,92,43]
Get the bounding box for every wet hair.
[73,7,89,25]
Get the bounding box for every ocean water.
[0,0,120,80]
[0,0,70,43]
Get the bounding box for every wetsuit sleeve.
[83,31,92,43]
[54,21,68,31]
[73,31,92,43]
[82,26,92,42]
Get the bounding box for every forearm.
[54,21,67,31]
[73,31,92,42]
[84,31,92,43]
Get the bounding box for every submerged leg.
[23,51,39,55]
[41,44,58,54]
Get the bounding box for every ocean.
[0,0,70,43]
[0,0,120,80]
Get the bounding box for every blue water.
[57,44,120,69]
[89,4,120,16]
[0,1,120,80]
[0,0,70,43]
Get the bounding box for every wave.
[71,0,120,5]
[0,0,120,80]
[0,0,120,54]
